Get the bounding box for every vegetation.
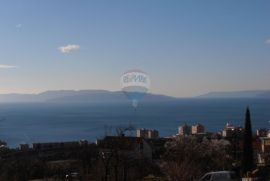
[242,107,254,175]
[0,145,98,181]
[0,108,268,180]
[162,136,232,181]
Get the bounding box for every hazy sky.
[0,0,270,97]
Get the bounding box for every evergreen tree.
[242,107,254,175]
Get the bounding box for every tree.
[162,136,232,181]
[242,107,254,175]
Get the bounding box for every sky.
[0,0,270,97]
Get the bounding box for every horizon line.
[0,88,269,98]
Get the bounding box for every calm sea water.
[0,99,269,147]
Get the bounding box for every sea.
[0,98,269,148]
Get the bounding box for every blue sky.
[0,0,269,97]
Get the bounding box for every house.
[178,123,191,136]
[137,129,159,139]
[257,137,270,166]
[256,129,269,137]
[191,123,205,135]
[222,123,243,139]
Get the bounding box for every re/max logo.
[123,74,147,83]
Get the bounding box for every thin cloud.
[265,38,270,44]
[0,65,18,69]
[58,44,80,54]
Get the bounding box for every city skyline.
[0,1,270,97]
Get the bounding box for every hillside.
[0,90,177,103]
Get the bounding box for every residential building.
[137,129,149,138]
[256,129,269,137]
[148,129,159,138]
[222,123,243,138]
[191,123,204,134]
[257,137,270,166]
[19,144,29,151]
[137,128,159,139]
[178,123,191,135]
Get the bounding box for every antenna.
[116,123,135,137]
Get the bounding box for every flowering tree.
[162,136,232,181]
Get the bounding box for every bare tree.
[162,136,232,181]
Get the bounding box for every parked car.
[199,171,238,181]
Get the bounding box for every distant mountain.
[1,89,269,102]
[198,90,270,98]
[0,90,177,103]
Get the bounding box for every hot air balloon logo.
[121,70,150,109]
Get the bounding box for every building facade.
[191,123,205,135]
[178,123,191,135]
[257,137,270,166]
[222,123,243,138]
[256,129,269,137]
[137,129,159,139]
